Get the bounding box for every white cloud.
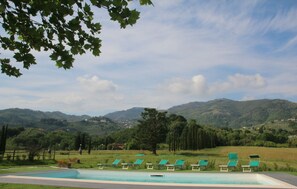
[77,75,117,93]
[168,78,190,94]
[165,73,266,97]
[192,75,207,94]
[210,73,266,94]
[1,1,296,115]
[166,75,207,95]
[227,73,266,88]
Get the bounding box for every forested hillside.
[0,109,120,136]
[168,99,297,128]
[0,108,90,125]
[1,99,296,132]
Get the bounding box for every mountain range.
[0,99,296,133]
[105,99,297,128]
[167,99,297,128]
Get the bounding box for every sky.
[1,0,297,116]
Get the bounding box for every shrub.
[6,154,12,161]
[260,163,268,171]
[208,160,216,169]
[273,163,278,171]
[16,155,20,160]
[68,158,80,163]
[57,160,71,168]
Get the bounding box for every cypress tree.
[0,125,8,155]
[88,137,92,154]
[74,132,81,150]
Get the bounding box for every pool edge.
[1,173,296,189]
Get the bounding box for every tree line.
[0,108,296,159]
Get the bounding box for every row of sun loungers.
[219,153,260,172]
[97,153,260,172]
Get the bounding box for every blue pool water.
[19,170,282,186]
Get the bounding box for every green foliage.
[179,120,217,150]
[167,114,187,152]
[288,136,297,147]
[0,125,8,155]
[168,99,297,128]
[0,109,122,136]
[13,128,46,160]
[0,0,152,77]
[136,108,168,154]
[0,108,90,125]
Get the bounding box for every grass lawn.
[0,146,296,188]
[1,146,296,172]
[53,146,297,172]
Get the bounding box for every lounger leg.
[242,167,251,172]
[167,166,175,171]
[219,166,229,172]
[191,166,200,171]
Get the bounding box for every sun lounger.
[112,159,121,167]
[122,159,144,169]
[157,159,169,169]
[219,153,238,172]
[166,159,185,171]
[97,159,121,169]
[134,159,144,167]
[242,154,260,172]
[146,162,154,169]
[191,160,208,171]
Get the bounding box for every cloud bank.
[0,0,296,115]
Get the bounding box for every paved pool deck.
[0,172,296,189]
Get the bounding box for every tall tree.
[0,125,8,155]
[136,108,168,155]
[13,128,46,160]
[0,0,152,77]
[88,137,92,154]
[74,132,82,150]
[167,114,187,152]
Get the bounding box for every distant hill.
[168,99,297,128]
[104,107,145,127]
[1,99,296,131]
[0,109,123,136]
[0,108,90,126]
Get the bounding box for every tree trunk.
[152,148,157,155]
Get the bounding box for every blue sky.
[1,0,297,116]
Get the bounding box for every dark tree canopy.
[0,0,152,77]
[136,108,168,155]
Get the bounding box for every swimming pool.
[9,169,295,188]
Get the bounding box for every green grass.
[53,147,297,172]
[1,146,296,172]
[0,146,296,189]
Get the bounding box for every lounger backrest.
[112,159,121,165]
[134,159,144,165]
[199,160,208,166]
[228,159,238,167]
[175,159,185,166]
[228,153,238,160]
[249,160,260,167]
[249,154,260,167]
[159,159,168,165]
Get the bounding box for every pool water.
[20,169,282,186]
